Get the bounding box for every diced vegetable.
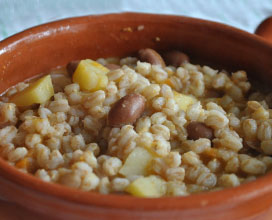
[15,158,29,169]
[10,75,54,106]
[72,59,109,92]
[15,157,35,172]
[125,175,167,197]
[173,91,196,111]
[119,147,153,177]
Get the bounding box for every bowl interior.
[1,13,272,93]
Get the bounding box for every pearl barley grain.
[2,49,272,198]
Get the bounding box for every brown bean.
[105,63,120,71]
[66,60,80,76]
[187,121,214,140]
[242,140,262,155]
[163,50,189,67]
[108,94,146,127]
[138,48,166,67]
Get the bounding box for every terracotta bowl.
[1,13,272,220]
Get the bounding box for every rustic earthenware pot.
[1,13,272,220]
[255,16,272,44]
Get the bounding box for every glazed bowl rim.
[1,12,272,211]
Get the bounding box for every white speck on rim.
[200,200,208,206]
[137,25,144,31]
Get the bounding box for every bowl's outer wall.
[1,13,272,220]
[255,17,272,44]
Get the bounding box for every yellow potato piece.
[96,73,108,90]
[173,91,197,111]
[15,158,29,169]
[125,175,167,198]
[10,75,54,106]
[72,59,109,92]
[119,147,153,177]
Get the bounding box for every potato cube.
[173,91,196,111]
[125,175,167,197]
[10,75,54,106]
[15,158,29,169]
[119,147,153,177]
[72,59,109,92]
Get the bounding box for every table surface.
[1,0,272,219]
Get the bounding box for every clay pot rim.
[1,12,272,210]
[1,12,271,54]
